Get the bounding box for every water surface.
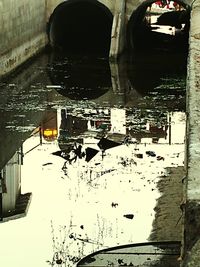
[0,49,186,266]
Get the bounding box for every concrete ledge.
[0,33,47,77]
[0,192,32,223]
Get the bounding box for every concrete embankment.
[0,0,47,76]
[182,0,200,266]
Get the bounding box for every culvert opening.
[127,0,190,53]
[47,0,113,56]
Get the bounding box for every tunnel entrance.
[47,0,113,57]
[127,0,190,53]
[126,0,189,98]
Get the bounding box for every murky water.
[0,48,186,266]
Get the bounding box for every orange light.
[43,128,58,141]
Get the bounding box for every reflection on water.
[0,49,186,266]
[48,52,112,100]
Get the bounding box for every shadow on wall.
[47,0,113,57]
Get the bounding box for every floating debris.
[42,162,53,166]
[146,151,156,157]
[134,153,143,159]
[111,202,118,208]
[157,156,165,161]
[46,85,64,89]
[123,214,134,219]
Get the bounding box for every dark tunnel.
[126,0,189,103]
[127,0,191,53]
[47,0,113,56]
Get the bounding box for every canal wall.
[182,0,200,266]
[0,0,156,76]
[0,0,47,76]
[0,0,192,76]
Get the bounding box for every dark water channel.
[0,48,187,266]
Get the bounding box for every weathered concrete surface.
[109,0,126,59]
[0,0,47,76]
[0,0,193,74]
[183,239,200,266]
[46,0,63,21]
[182,0,200,266]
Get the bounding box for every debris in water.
[146,151,156,157]
[42,162,53,166]
[111,202,118,208]
[123,214,134,219]
[46,85,63,89]
[134,153,143,159]
[157,156,164,161]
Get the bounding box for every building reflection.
[0,150,32,222]
[0,107,60,223]
[41,108,58,142]
[55,106,177,171]
[58,107,171,144]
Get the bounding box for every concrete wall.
[0,0,47,76]
[46,0,131,59]
[0,0,192,75]
[46,0,63,21]
[46,0,116,21]
[182,0,200,266]
[46,0,140,20]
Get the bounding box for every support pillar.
[109,0,126,60]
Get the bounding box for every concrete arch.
[47,0,113,56]
[127,0,191,51]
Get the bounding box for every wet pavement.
[0,48,186,267]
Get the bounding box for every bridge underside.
[47,0,191,58]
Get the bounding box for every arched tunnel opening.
[127,0,191,53]
[47,0,113,57]
[126,0,189,98]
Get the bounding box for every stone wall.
[0,0,47,76]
